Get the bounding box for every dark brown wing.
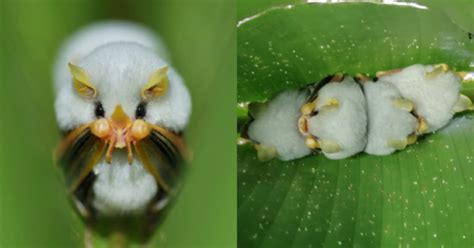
[55,125,106,192]
[135,125,186,195]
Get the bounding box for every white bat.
[53,21,191,222]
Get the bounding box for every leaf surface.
[238,3,474,247]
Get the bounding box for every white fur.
[92,152,157,215]
[247,90,311,161]
[308,77,367,159]
[363,80,418,155]
[53,21,168,92]
[54,23,191,132]
[380,64,460,132]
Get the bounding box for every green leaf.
[238,0,302,20]
[417,0,474,33]
[238,3,474,247]
[238,3,474,102]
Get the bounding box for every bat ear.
[142,66,169,100]
[68,63,97,98]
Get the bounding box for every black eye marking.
[95,101,105,118]
[135,102,147,119]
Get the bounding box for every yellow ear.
[142,66,169,100]
[68,63,96,98]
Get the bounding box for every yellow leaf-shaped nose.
[111,105,131,129]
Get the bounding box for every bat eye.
[95,102,105,118]
[135,102,147,119]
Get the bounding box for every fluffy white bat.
[245,65,472,161]
[53,21,191,219]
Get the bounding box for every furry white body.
[53,21,169,92]
[307,78,367,159]
[246,64,465,161]
[92,153,157,215]
[379,64,461,132]
[54,22,191,216]
[363,80,418,155]
[247,90,311,161]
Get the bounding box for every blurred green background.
[0,0,236,247]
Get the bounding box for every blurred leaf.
[238,3,474,247]
[1,0,236,247]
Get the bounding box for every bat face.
[54,42,191,217]
[56,43,191,132]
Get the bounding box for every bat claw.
[452,94,473,113]
[376,68,401,78]
[387,138,407,150]
[416,117,429,135]
[320,140,342,153]
[255,143,277,162]
[407,135,417,145]
[298,116,309,135]
[425,64,449,79]
[331,73,344,82]
[392,98,414,112]
[301,98,318,115]
[319,98,339,112]
[354,73,370,83]
[304,136,320,149]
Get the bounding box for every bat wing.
[55,125,106,193]
[135,125,186,195]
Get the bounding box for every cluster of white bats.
[245,64,473,161]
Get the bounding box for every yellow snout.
[90,105,151,164]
